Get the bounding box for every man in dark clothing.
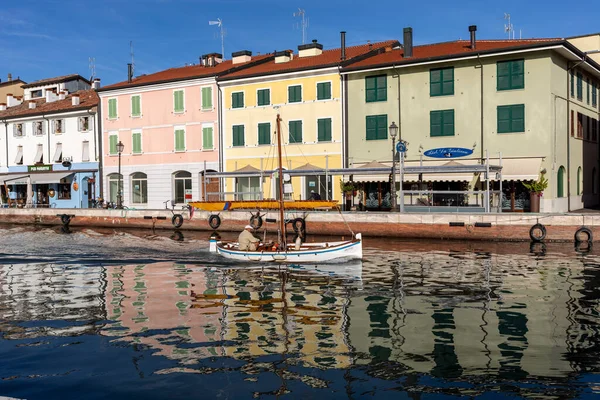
[309,190,322,200]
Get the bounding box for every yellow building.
[217,37,398,201]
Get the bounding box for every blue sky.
[1,0,599,86]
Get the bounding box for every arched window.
[557,166,565,198]
[108,173,123,204]
[593,168,598,194]
[577,167,582,195]
[131,172,148,204]
[173,171,192,204]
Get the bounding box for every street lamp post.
[116,141,124,209]
[389,122,398,211]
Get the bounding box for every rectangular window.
[289,120,302,143]
[202,126,213,149]
[109,135,118,155]
[587,78,590,105]
[258,123,271,145]
[577,113,583,138]
[53,119,64,134]
[78,116,90,131]
[317,118,332,142]
[34,144,43,164]
[571,70,575,97]
[365,75,387,102]
[257,89,270,106]
[288,85,302,103]
[33,121,44,136]
[173,90,184,113]
[14,145,23,164]
[232,125,245,147]
[53,143,62,163]
[82,141,90,162]
[131,95,141,117]
[497,59,524,91]
[108,98,117,119]
[577,73,583,100]
[592,119,598,142]
[593,82,598,107]
[201,87,212,110]
[13,123,24,137]
[232,92,244,108]
[175,128,185,151]
[430,109,455,137]
[317,82,332,100]
[430,67,454,96]
[497,104,525,134]
[132,131,142,154]
[571,110,575,137]
[366,115,388,140]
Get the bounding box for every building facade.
[0,75,100,208]
[217,38,398,202]
[342,27,600,213]
[0,73,26,104]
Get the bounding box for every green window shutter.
[430,68,454,96]
[202,87,212,109]
[376,76,387,101]
[430,110,454,137]
[175,129,185,151]
[365,75,387,102]
[577,73,583,100]
[497,60,524,91]
[497,104,525,133]
[203,127,213,149]
[232,92,244,108]
[442,110,455,136]
[131,96,140,116]
[497,61,510,90]
[593,82,598,107]
[587,79,590,104]
[511,60,524,89]
[557,167,565,198]
[257,89,270,106]
[430,111,442,137]
[108,99,117,119]
[366,115,387,140]
[132,132,142,153]
[288,86,302,103]
[258,123,270,145]
[317,82,331,100]
[376,115,387,139]
[571,71,575,97]
[174,91,184,112]
[232,125,245,147]
[289,121,302,143]
[109,135,118,154]
[317,118,332,142]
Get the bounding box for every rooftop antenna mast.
[209,18,226,59]
[504,13,514,39]
[88,57,96,82]
[293,8,309,44]
[130,41,135,76]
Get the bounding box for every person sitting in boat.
[238,225,261,251]
[309,190,322,200]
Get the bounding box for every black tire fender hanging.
[250,215,263,229]
[574,226,593,243]
[529,223,547,242]
[60,214,71,225]
[291,217,306,234]
[172,214,184,229]
[208,214,221,230]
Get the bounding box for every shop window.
[58,183,71,199]
[108,173,123,204]
[173,171,192,204]
[131,172,148,204]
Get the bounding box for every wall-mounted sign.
[28,165,53,172]
[423,147,474,159]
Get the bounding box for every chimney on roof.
[232,50,252,64]
[341,31,346,61]
[28,100,36,109]
[127,63,133,83]
[298,39,323,57]
[7,73,12,82]
[72,94,80,106]
[92,78,101,89]
[0,103,6,111]
[274,50,293,63]
[403,27,413,58]
[6,93,21,107]
[58,91,66,100]
[201,53,223,67]
[469,25,477,50]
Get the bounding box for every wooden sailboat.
[209,114,363,263]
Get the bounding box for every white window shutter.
[42,121,46,135]
[78,117,83,131]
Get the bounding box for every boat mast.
[276,114,287,248]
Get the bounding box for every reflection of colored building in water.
[102,262,224,361]
[348,253,588,379]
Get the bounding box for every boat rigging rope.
[335,206,355,238]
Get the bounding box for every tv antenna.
[88,57,96,81]
[504,13,514,39]
[129,40,135,76]
[293,8,309,44]
[209,18,226,59]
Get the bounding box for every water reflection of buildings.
[102,263,354,370]
[0,263,105,338]
[349,251,594,381]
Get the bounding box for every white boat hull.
[210,234,363,263]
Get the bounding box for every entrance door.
[304,175,331,200]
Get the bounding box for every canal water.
[0,225,599,399]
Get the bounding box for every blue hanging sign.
[423,147,473,159]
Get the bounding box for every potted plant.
[522,172,548,213]
[339,180,356,197]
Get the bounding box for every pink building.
[97,53,267,208]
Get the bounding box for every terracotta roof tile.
[0,79,26,88]
[218,40,399,80]
[0,89,98,119]
[21,74,90,88]
[101,55,272,90]
[343,39,563,70]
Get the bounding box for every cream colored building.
[343,26,600,213]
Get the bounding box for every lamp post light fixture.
[389,122,398,211]
[116,140,124,209]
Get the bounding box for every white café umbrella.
[26,176,33,208]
